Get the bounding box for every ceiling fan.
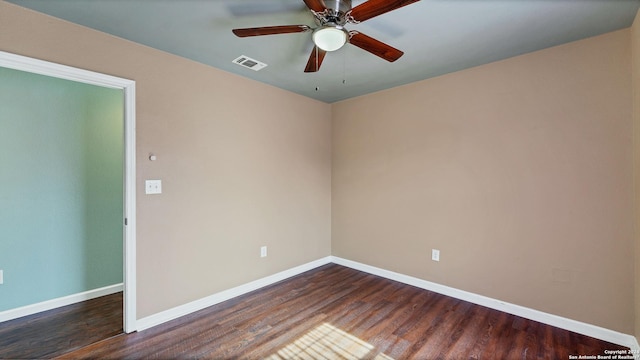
[232,0,420,72]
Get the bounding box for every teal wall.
[0,67,123,311]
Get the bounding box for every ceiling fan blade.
[304,46,327,73]
[349,0,420,23]
[303,0,327,13]
[232,25,311,37]
[349,31,404,62]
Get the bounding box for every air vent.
[232,55,267,71]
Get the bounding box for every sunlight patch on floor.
[266,322,394,360]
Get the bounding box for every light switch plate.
[145,180,162,194]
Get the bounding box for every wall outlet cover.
[145,179,162,195]
[432,249,440,262]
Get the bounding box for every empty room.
[1,0,640,358]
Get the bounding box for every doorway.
[0,51,136,333]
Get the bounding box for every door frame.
[0,51,137,333]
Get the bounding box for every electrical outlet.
[145,179,162,195]
[260,246,267,258]
[432,249,440,262]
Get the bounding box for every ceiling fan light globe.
[313,26,347,52]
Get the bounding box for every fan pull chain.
[315,46,319,91]
[342,46,347,85]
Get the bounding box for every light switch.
[145,180,162,195]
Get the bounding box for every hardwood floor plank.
[440,305,491,359]
[410,300,474,359]
[0,292,122,359]
[44,264,628,359]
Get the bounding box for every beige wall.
[633,9,640,341]
[333,30,634,333]
[0,1,332,318]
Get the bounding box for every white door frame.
[0,51,137,333]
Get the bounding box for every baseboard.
[134,255,639,350]
[0,283,124,323]
[136,256,333,332]
[330,256,638,350]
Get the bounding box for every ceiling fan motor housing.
[324,0,352,14]
[317,0,352,25]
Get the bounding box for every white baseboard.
[330,256,639,350]
[0,283,124,323]
[134,255,639,350]
[136,256,333,332]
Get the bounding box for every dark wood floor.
[0,292,123,359]
[48,264,627,359]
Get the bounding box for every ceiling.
[7,0,640,103]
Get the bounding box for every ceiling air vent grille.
[232,55,267,71]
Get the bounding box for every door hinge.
[124,218,128,226]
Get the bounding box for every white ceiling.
[7,0,640,103]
